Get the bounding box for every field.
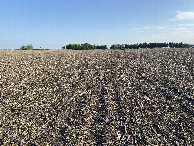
[0,48,193,145]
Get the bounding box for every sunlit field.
[0,48,193,145]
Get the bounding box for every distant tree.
[66,44,75,50]
[65,43,96,50]
[82,43,91,50]
[110,44,118,50]
[143,42,147,48]
[124,44,130,49]
[27,44,33,50]
[20,44,33,50]
[169,42,175,48]
[96,45,108,49]
[20,45,26,50]
[179,42,183,48]
[164,42,168,47]
[138,43,143,48]
[116,44,124,50]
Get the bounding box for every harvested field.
[0,48,193,145]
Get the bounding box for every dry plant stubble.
[0,48,193,145]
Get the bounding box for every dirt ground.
[0,48,193,145]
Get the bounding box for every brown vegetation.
[0,48,193,145]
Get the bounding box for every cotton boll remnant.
[0,48,193,145]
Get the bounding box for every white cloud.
[133,24,194,44]
[134,25,187,32]
[178,23,194,27]
[134,26,166,31]
[172,11,194,20]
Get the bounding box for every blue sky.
[0,0,194,49]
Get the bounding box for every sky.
[0,0,194,49]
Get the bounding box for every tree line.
[63,42,192,50]
[17,42,192,50]
[62,43,108,50]
[118,42,191,49]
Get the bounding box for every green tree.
[20,45,26,50]
[20,44,33,50]
[110,44,117,50]
[27,44,33,50]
